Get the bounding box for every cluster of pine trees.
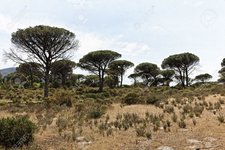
[1,25,224,97]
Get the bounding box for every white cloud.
[74,31,151,64]
[0,14,15,33]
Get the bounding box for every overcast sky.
[0,0,225,84]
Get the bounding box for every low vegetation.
[0,116,36,149]
[0,84,223,149]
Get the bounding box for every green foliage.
[195,73,212,83]
[51,59,76,87]
[136,126,146,137]
[51,80,61,88]
[70,74,85,86]
[134,62,160,86]
[145,130,152,139]
[79,50,121,92]
[122,92,141,105]
[82,75,99,87]
[146,96,160,105]
[8,25,79,97]
[16,62,42,88]
[108,60,134,87]
[88,107,104,119]
[104,75,119,88]
[218,59,225,83]
[160,69,175,86]
[0,116,36,148]
[128,73,139,86]
[162,52,199,87]
[83,91,111,100]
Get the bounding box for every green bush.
[145,130,152,139]
[146,96,160,105]
[88,108,104,119]
[51,81,61,88]
[0,116,36,148]
[84,92,110,99]
[122,93,140,105]
[33,82,41,89]
[136,126,146,137]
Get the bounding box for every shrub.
[54,90,73,107]
[56,116,68,132]
[51,81,61,88]
[106,128,113,136]
[88,107,104,119]
[193,105,204,117]
[33,82,41,89]
[189,112,194,118]
[217,114,224,123]
[171,113,178,122]
[122,93,141,105]
[219,98,225,104]
[136,126,146,137]
[0,116,36,148]
[178,119,186,128]
[84,92,110,99]
[183,104,193,114]
[145,130,152,139]
[163,105,174,114]
[203,100,208,107]
[146,96,160,105]
[214,102,221,110]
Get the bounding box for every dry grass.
[0,85,225,149]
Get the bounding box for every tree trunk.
[62,74,66,86]
[99,81,103,92]
[185,67,189,86]
[99,76,104,92]
[134,79,137,86]
[30,72,34,88]
[144,75,149,87]
[29,66,34,88]
[166,82,169,86]
[101,71,105,91]
[98,70,101,92]
[44,68,50,97]
[120,73,123,87]
[178,69,185,87]
[98,69,104,92]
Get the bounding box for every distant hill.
[0,67,16,77]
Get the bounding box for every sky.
[0,0,225,84]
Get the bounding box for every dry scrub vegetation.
[0,84,225,150]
